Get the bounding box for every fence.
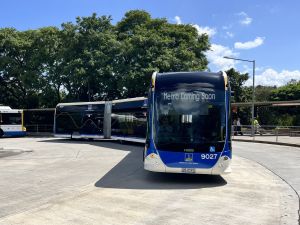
[24,123,300,146]
[232,125,300,145]
[25,124,54,134]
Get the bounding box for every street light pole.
[251,60,256,138]
[223,56,256,138]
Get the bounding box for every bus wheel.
[143,149,145,162]
[0,129,3,138]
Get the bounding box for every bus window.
[1,113,22,125]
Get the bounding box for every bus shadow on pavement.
[93,142,227,190]
[38,139,227,190]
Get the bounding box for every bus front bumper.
[144,153,231,175]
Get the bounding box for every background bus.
[54,101,105,139]
[54,98,147,141]
[111,97,147,143]
[144,71,232,175]
[0,106,26,137]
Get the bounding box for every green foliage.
[116,10,209,98]
[225,68,249,102]
[1,10,298,126]
[225,68,250,125]
[270,80,300,101]
[265,81,300,126]
[255,85,276,101]
[255,86,277,125]
[0,28,41,108]
[277,114,295,126]
[0,10,210,107]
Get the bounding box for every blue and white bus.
[144,71,232,175]
[0,106,26,137]
[53,71,231,175]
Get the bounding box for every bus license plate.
[182,168,195,174]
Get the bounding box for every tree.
[116,10,210,98]
[0,28,41,108]
[60,14,122,101]
[269,81,300,125]
[254,85,276,125]
[225,68,250,124]
[0,10,211,107]
[270,80,300,101]
[33,27,64,107]
[225,68,249,103]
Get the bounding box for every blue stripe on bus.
[4,131,26,137]
[158,151,220,168]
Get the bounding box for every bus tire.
[143,149,145,162]
[0,129,3,138]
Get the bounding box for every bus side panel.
[0,112,25,137]
[221,89,232,159]
[55,104,104,138]
[0,125,26,137]
[111,100,147,142]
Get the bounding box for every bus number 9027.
[201,154,218,160]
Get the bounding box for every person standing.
[233,119,237,136]
[253,118,260,134]
[237,118,243,135]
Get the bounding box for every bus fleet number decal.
[201,154,218,160]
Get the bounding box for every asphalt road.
[234,141,300,197]
[0,137,298,225]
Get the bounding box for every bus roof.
[0,106,12,110]
[112,97,147,110]
[155,71,226,90]
[56,101,105,107]
[112,97,146,104]
[0,106,22,113]
[56,97,147,107]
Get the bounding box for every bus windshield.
[0,113,22,125]
[154,86,226,151]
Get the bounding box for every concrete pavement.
[0,137,298,225]
[234,141,300,217]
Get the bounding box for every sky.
[1,0,300,86]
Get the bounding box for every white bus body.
[0,106,26,137]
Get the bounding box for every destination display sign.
[160,89,224,103]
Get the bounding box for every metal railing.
[25,124,54,133]
[232,125,300,145]
[24,123,300,145]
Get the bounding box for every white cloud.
[206,44,239,71]
[192,24,216,37]
[244,68,300,86]
[234,37,265,49]
[226,31,234,38]
[174,16,182,25]
[173,16,216,37]
[238,11,252,25]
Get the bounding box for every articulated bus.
[0,106,26,137]
[144,71,232,174]
[54,71,231,175]
[54,98,147,141]
[54,101,106,139]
